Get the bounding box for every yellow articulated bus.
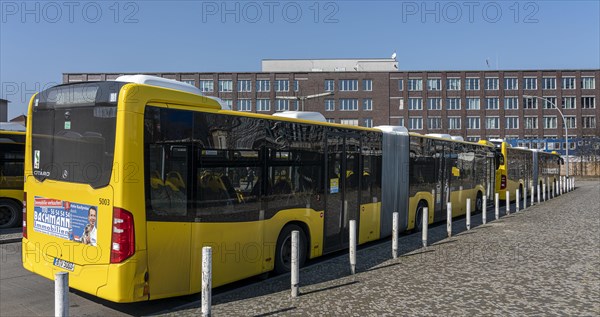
[490,140,562,201]
[0,130,25,228]
[23,76,498,302]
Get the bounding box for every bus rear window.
[31,82,125,188]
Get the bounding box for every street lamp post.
[523,95,569,178]
[276,92,334,111]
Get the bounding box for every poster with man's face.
[33,196,98,246]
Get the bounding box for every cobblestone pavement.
[162,180,600,317]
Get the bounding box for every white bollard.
[202,246,212,317]
[516,189,520,212]
[349,219,356,275]
[506,191,510,215]
[495,193,499,220]
[392,212,399,259]
[447,202,452,238]
[55,272,69,317]
[422,207,428,248]
[543,184,546,201]
[523,186,528,209]
[482,195,487,224]
[291,231,299,297]
[531,185,535,206]
[537,185,541,203]
[466,198,471,230]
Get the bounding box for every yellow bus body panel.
[359,202,381,244]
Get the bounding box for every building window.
[543,77,556,90]
[276,99,289,111]
[326,118,336,123]
[504,97,519,110]
[485,77,499,90]
[294,80,299,92]
[525,117,538,130]
[340,98,358,111]
[504,78,518,90]
[427,78,441,91]
[221,99,233,109]
[486,117,499,129]
[581,96,596,109]
[325,99,335,111]
[340,79,358,91]
[408,117,423,130]
[363,79,373,91]
[238,80,252,92]
[447,78,461,90]
[182,79,195,86]
[543,116,557,129]
[446,98,461,110]
[398,79,404,91]
[256,99,270,111]
[325,80,335,92]
[427,98,442,110]
[448,117,461,130]
[485,97,499,110]
[506,117,519,129]
[523,97,538,109]
[542,97,557,109]
[466,136,480,142]
[340,119,359,126]
[219,80,233,92]
[428,117,442,130]
[582,76,595,89]
[565,116,576,129]
[467,117,480,129]
[275,80,289,92]
[562,97,576,109]
[408,97,423,110]
[562,77,576,90]
[466,98,480,110]
[582,116,596,128]
[408,79,423,91]
[523,77,537,90]
[363,98,373,111]
[465,78,480,90]
[256,80,270,92]
[363,118,373,128]
[199,80,214,92]
[237,99,252,111]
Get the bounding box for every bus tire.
[274,224,307,275]
[413,200,428,233]
[0,199,22,229]
[475,191,483,213]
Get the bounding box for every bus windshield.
[31,82,125,188]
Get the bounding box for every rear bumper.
[22,238,148,302]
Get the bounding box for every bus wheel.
[413,200,428,233]
[274,224,307,274]
[0,199,22,229]
[475,192,483,213]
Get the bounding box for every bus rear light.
[500,175,507,190]
[110,207,135,263]
[22,192,27,239]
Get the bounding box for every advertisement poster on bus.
[33,197,98,246]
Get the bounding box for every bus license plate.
[53,258,75,271]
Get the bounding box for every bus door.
[433,141,449,221]
[323,132,361,253]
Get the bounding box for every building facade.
[64,66,599,151]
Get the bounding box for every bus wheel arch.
[274,222,309,274]
[0,198,22,229]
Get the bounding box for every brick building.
[64,59,599,148]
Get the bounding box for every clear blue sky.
[1,0,599,118]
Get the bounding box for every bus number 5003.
[99,198,110,206]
